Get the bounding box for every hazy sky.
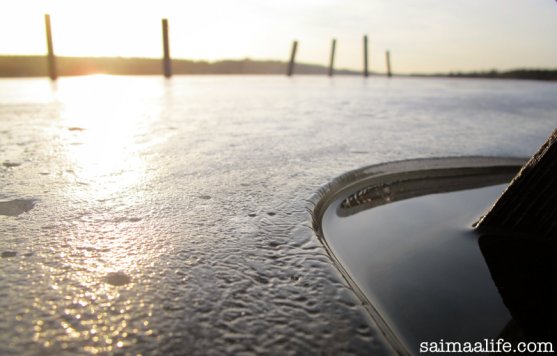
[0,0,556,73]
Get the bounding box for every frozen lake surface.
[1,75,556,354]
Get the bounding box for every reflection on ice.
[57,75,150,199]
[24,75,164,353]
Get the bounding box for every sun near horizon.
[0,0,556,74]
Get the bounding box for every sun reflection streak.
[53,74,164,276]
[29,75,164,353]
[57,75,150,199]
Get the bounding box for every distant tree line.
[419,69,557,81]
[1,56,555,80]
[0,55,358,77]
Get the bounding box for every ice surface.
[0,75,556,354]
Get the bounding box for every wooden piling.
[44,14,57,81]
[386,50,392,77]
[287,40,298,77]
[162,19,172,78]
[477,129,557,237]
[363,35,369,77]
[328,39,336,77]
[477,130,557,340]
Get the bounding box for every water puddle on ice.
[318,162,522,353]
[0,199,37,216]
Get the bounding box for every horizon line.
[1,54,556,76]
